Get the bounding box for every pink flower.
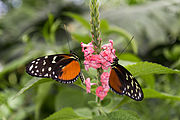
[81,42,94,56]
[85,78,96,93]
[85,78,91,93]
[81,40,116,100]
[101,72,110,92]
[96,86,108,100]
[100,72,110,83]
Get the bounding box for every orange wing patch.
[58,60,80,80]
[109,68,123,93]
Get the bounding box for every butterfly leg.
[79,71,85,85]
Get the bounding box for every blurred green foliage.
[0,0,180,120]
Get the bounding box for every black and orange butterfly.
[109,57,144,101]
[26,52,84,84]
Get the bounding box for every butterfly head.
[112,57,119,65]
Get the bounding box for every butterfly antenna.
[117,36,134,58]
[64,24,72,53]
[99,53,112,64]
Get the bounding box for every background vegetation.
[0,0,180,120]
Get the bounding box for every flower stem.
[90,0,102,54]
[90,0,103,111]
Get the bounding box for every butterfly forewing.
[26,54,81,83]
[109,64,143,101]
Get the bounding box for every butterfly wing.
[109,64,143,101]
[26,54,81,83]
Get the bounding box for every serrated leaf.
[64,12,90,30]
[143,88,180,101]
[13,78,53,99]
[93,109,140,120]
[125,61,180,76]
[44,107,87,120]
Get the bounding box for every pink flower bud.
[96,86,108,100]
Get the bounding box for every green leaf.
[93,109,140,120]
[44,107,87,120]
[75,108,92,119]
[64,12,90,30]
[100,19,109,32]
[0,52,41,77]
[71,33,91,44]
[140,74,155,89]
[119,53,141,62]
[35,82,53,120]
[101,97,111,107]
[0,92,7,105]
[13,78,53,99]
[125,61,180,77]
[88,101,98,107]
[143,88,180,101]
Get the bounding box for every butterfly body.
[109,57,144,101]
[26,53,83,84]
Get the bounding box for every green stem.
[90,0,104,115]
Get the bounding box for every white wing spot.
[34,73,37,75]
[127,85,130,89]
[35,66,38,68]
[35,62,38,64]
[44,74,48,77]
[52,56,57,63]
[131,90,133,93]
[31,71,34,73]
[48,67,52,71]
[32,61,35,63]
[37,59,40,61]
[130,75,133,79]
[29,65,33,71]
[131,80,134,86]
[43,60,46,65]
[55,76,57,78]
[45,56,48,59]
[136,88,138,92]
[126,74,128,81]
[53,71,55,75]
[42,68,45,72]
[36,70,39,72]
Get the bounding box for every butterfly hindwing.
[26,54,81,83]
[52,58,81,83]
[109,64,143,101]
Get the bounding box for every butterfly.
[26,52,84,84]
[109,57,144,101]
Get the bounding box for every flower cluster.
[81,40,116,100]
[96,72,110,100]
[81,40,116,71]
